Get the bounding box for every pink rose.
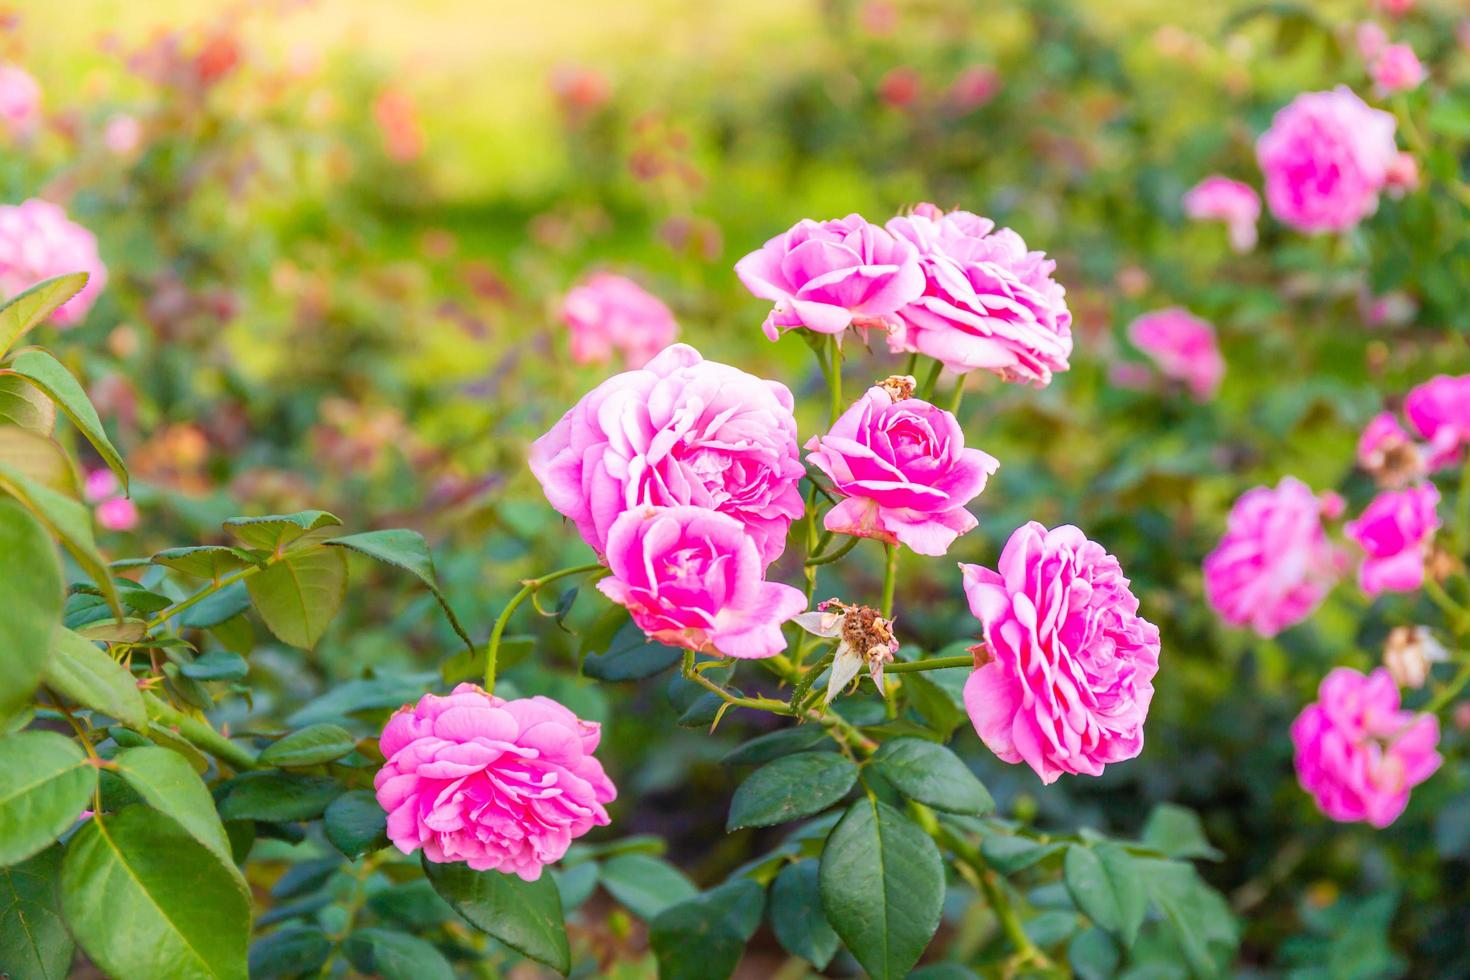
[529,343,804,567]
[1125,308,1225,400]
[560,272,678,369]
[735,214,924,341]
[1344,484,1440,596]
[886,204,1072,385]
[375,684,615,880]
[1371,43,1425,96]
[0,64,41,139]
[805,384,998,556]
[1203,478,1346,637]
[597,505,806,659]
[1182,176,1261,253]
[960,523,1160,784]
[1256,87,1398,233]
[0,199,108,328]
[1404,374,1470,470]
[84,469,138,532]
[103,113,142,157]
[1356,21,1388,61]
[1291,667,1440,828]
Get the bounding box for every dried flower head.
[1383,625,1448,690]
[877,374,916,402]
[795,599,900,703]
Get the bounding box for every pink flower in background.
[529,344,804,567]
[598,506,806,659]
[1126,308,1225,400]
[1182,176,1261,252]
[0,199,108,327]
[103,113,142,157]
[1345,484,1440,596]
[1256,87,1398,233]
[1291,667,1440,828]
[375,684,616,880]
[1371,43,1425,96]
[886,204,1073,385]
[560,272,678,369]
[84,469,137,532]
[374,87,424,162]
[1356,21,1388,61]
[0,63,40,139]
[877,67,924,109]
[806,383,999,556]
[1404,374,1470,470]
[549,64,610,119]
[1383,151,1420,196]
[1376,0,1416,16]
[960,522,1161,784]
[735,214,924,342]
[1203,478,1346,637]
[1358,288,1417,328]
[945,66,1000,114]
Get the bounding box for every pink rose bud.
[1204,478,1346,637]
[1182,176,1261,253]
[375,684,616,879]
[1371,43,1425,97]
[1291,667,1440,828]
[1344,484,1441,596]
[529,344,805,568]
[0,199,108,327]
[0,63,41,139]
[960,523,1161,784]
[597,505,806,659]
[1404,374,1470,471]
[1125,308,1225,400]
[885,204,1073,386]
[559,272,678,369]
[805,385,998,556]
[735,214,925,342]
[1256,87,1398,233]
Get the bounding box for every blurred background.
[11,0,1470,974]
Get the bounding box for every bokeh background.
[11,0,1470,974]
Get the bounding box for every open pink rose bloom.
[560,271,678,369]
[960,522,1160,784]
[1126,308,1225,400]
[1344,484,1441,596]
[0,199,108,327]
[375,684,616,880]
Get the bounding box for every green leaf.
[286,672,435,726]
[61,805,250,979]
[903,671,966,737]
[248,925,332,979]
[4,350,127,491]
[258,723,356,768]
[43,627,146,728]
[1137,857,1238,977]
[979,834,1065,874]
[245,547,348,649]
[0,462,120,617]
[324,791,389,860]
[180,582,252,630]
[600,853,698,920]
[223,510,341,554]
[151,545,260,581]
[111,746,234,869]
[819,798,944,980]
[1069,927,1121,980]
[216,771,343,823]
[342,928,453,980]
[722,726,831,766]
[1141,804,1223,861]
[178,650,249,682]
[0,845,73,979]
[650,877,765,980]
[553,861,599,913]
[0,730,96,866]
[770,859,838,969]
[870,738,993,816]
[0,273,90,355]
[582,619,683,681]
[0,426,79,495]
[424,856,571,975]
[0,373,56,433]
[1064,843,1146,947]
[0,499,64,720]
[727,752,857,831]
[325,529,474,652]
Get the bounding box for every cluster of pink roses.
[736,205,1073,385]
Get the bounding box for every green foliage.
[0,732,96,867]
[0,501,64,720]
[726,752,858,830]
[424,857,572,975]
[649,877,765,980]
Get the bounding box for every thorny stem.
[881,543,899,618]
[680,651,793,716]
[144,693,259,771]
[485,562,604,692]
